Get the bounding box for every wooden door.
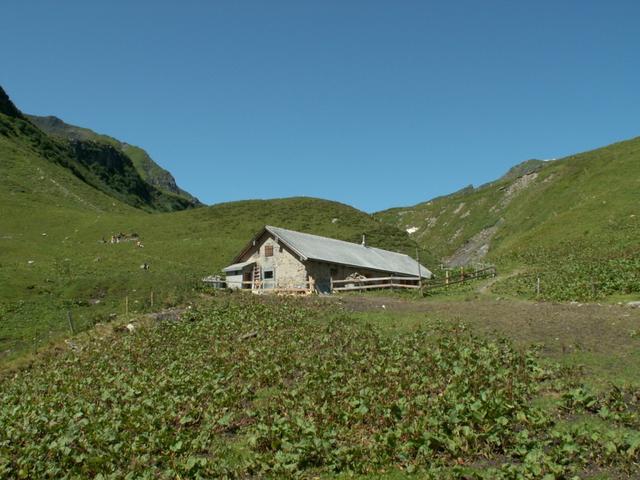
[242,271,252,289]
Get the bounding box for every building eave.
[305,257,431,278]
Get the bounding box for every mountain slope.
[0,87,200,213]
[27,114,201,205]
[498,159,546,182]
[1,86,421,358]
[0,192,420,359]
[376,138,640,300]
[375,160,543,265]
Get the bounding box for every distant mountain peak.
[33,115,66,127]
[500,159,546,181]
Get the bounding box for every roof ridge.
[267,225,416,258]
[260,225,431,278]
[267,225,372,248]
[268,226,410,257]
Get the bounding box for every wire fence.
[0,274,207,363]
[422,266,497,292]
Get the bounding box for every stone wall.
[239,233,308,289]
[232,231,415,292]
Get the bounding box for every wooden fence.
[238,277,422,294]
[421,266,496,292]
[331,276,421,292]
[222,266,496,295]
[239,280,314,294]
[329,266,496,294]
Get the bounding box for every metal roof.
[265,226,432,278]
[222,260,255,272]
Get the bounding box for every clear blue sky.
[2,1,639,212]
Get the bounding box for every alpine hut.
[222,226,432,293]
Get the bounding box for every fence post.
[536,277,540,296]
[460,266,464,281]
[125,296,129,317]
[67,310,76,335]
[416,247,422,292]
[150,291,154,308]
[445,270,450,285]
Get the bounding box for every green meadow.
[1,85,639,478]
[1,296,638,478]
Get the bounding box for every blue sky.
[2,1,639,212]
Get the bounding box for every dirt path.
[326,294,640,384]
[477,268,523,295]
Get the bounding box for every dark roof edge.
[231,225,308,264]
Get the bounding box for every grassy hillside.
[0,186,417,360]
[28,114,201,205]
[6,124,194,214]
[375,138,640,301]
[0,91,197,215]
[1,91,419,359]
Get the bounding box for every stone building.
[223,226,432,293]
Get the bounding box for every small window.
[263,270,274,280]
[264,245,274,257]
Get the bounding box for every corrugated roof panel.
[266,226,432,278]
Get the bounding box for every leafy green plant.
[1,297,637,477]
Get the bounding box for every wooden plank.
[331,276,420,285]
[332,277,393,285]
[241,276,424,288]
[240,280,311,288]
[333,284,394,291]
[333,283,420,292]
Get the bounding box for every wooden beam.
[333,283,420,291]
[331,276,420,285]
